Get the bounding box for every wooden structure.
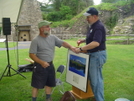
[70,50,94,99]
[71,80,94,99]
[18,25,31,41]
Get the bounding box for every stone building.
[0,0,42,41]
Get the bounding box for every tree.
[49,0,93,15]
[47,5,73,21]
[102,0,130,3]
[47,11,61,21]
[39,2,54,13]
[51,0,62,11]
[40,0,94,21]
[0,27,1,34]
[59,5,73,20]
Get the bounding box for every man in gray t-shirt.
[29,20,75,101]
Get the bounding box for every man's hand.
[62,41,77,53]
[77,39,85,46]
[77,41,81,46]
[29,53,50,68]
[70,46,77,53]
[40,61,50,68]
[74,47,81,54]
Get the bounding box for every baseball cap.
[83,7,98,16]
[38,20,52,28]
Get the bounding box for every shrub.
[47,5,73,21]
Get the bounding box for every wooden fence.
[106,34,134,44]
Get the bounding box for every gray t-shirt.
[29,35,64,62]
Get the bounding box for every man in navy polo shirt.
[75,7,107,101]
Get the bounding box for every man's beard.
[44,31,50,35]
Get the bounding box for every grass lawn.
[0,39,134,101]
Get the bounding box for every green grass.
[0,41,17,48]
[0,39,134,101]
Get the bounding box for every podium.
[67,50,94,99]
[71,80,94,99]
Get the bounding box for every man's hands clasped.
[69,39,84,54]
[70,46,81,54]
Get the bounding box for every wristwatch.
[79,47,83,51]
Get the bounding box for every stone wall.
[113,17,134,34]
[51,3,134,39]
[17,0,42,41]
[97,3,134,35]
[51,16,89,39]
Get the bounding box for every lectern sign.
[66,50,89,92]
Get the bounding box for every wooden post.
[127,33,130,44]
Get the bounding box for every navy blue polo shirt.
[86,20,106,53]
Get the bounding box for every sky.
[37,0,101,5]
